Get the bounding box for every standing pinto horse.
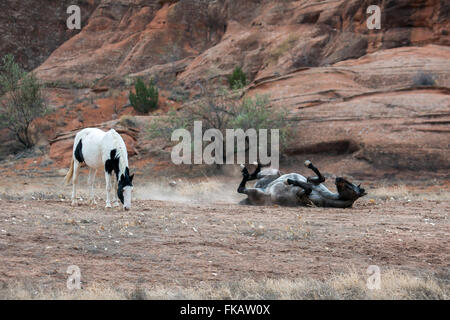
[64,128,134,210]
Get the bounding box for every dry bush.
[118,115,138,128]
[0,54,47,148]
[148,87,292,165]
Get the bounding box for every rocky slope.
[1,0,449,177]
[0,0,100,71]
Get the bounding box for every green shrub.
[129,78,159,114]
[412,72,436,87]
[228,67,247,90]
[0,54,47,148]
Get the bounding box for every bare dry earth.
[0,179,448,295]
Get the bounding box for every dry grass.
[369,185,450,201]
[1,269,447,300]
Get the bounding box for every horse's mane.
[110,129,128,176]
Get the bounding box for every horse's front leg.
[238,166,270,205]
[88,168,97,205]
[304,160,325,185]
[238,166,251,194]
[71,160,81,206]
[112,175,120,207]
[104,172,112,208]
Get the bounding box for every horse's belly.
[82,134,104,169]
[268,182,303,206]
[308,191,325,207]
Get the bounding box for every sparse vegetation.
[118,115,138,128]
[412,72,436,87]
[44,80,92,90]
[169,87,190,102]
[0,54,47,148]
[148,87,292,161]
[129,78,159,114]
[269,35,297,65]
[290,45,321,68]
[228,67,248,90]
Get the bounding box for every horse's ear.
[130,174,134,182]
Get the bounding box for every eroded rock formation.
[2,0,449,175]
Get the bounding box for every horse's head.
[335,177,367,201]
[118,167,134,210]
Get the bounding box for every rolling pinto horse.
[64,128,134,210]
[238,160,367,208]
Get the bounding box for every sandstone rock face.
[35,0,228,85]
[178,0,449,88]
[34,0,449,85]
[0,0,99,70]
[249,45,450,174]
[5,0,450,174]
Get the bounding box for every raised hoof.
[304,160,312,168]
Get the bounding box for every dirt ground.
[0,174,448,295]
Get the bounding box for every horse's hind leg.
[237,167,250,194]
[248,162,261,180]
[238,166,269,204]
[71,160,81,206]
[88,168,97,205]
[304,160,325,185]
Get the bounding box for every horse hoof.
[105,204,112,209]
[112,201,120,208]
[304,160,312,168]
